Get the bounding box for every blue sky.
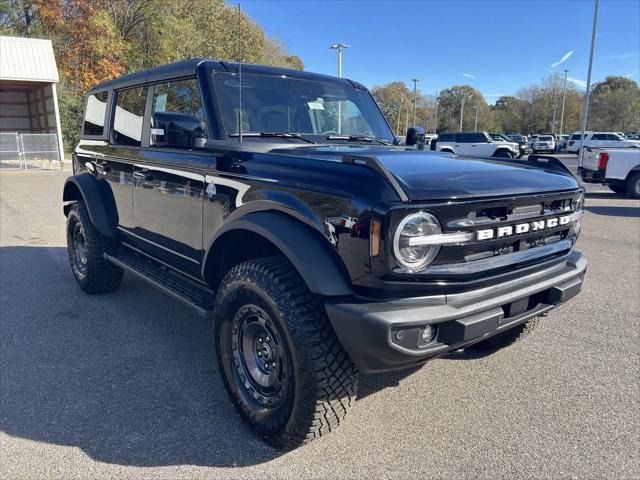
[230,0,640,103]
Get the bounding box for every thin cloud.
[550,50,575,68]
[624,72,638,78]
[567,76,587,88]
[609,52,638,60]
[462,73,476,78]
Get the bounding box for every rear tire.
[214,255,359,449]
[66,201,123,294]
[627,173,640,199]
[469,318,539,353]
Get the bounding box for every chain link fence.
[0,133,62,170]
[0,133,23,168]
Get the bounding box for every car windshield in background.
[213,72,395,143]
[539,136,553,141]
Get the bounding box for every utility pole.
[551,80,559,134]
[473,106,480,131]
[411,78,419,126]
[330,43,350,134]
[559,69,569,138]
[396,100,402,136]
[579,0,599,166]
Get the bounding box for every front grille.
[433,194,579,267]
[383,189,582,284]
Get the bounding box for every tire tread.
[67,201,123,294]
[215,255,358,448]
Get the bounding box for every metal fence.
[0,133,61,169]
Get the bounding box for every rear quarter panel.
[606,149,640,180]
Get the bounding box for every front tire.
[493,150,513,158]
[469,318,539,353]
[214,256,358,449]
[66,201,123,294]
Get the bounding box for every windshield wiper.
[326,134,391,145]
[229,132,316,144]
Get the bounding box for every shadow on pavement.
[0,245,406,467]
[585,191,626,200]
[586,205,640,217]
[0,246,281,467]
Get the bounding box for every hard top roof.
[89,58,362,93]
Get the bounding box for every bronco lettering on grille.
[476,215,571,241]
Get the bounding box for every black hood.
[273,146,580,201]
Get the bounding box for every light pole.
[330,43,350,133]
[411,78,419,126]
[434,91,439,134]
[559,69,569,138]
[473,106,480,131]
[460,94,472,132]
[396,100,402,136]
[579,0,599,166]
[551,77,559,134]
[329,43,350,78]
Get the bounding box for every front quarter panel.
[202,149,400,284]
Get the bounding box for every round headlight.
[393,212,442,272]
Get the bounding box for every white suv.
[434,132,519,158]
[531,135,556,153]
[568,131,640,154]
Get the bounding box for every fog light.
[419,324,436,346]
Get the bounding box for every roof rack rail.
[342,154,409,202]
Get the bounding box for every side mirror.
[405,126,426,149]
[151,111,206,149]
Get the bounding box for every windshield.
[539,136,553,141]
[213,72,394,142]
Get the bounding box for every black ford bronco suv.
[64,59,587,448]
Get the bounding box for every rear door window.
[83,91,109,136]
[112,86,148,147]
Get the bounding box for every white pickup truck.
[580,148,640,198]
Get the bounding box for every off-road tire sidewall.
[66,201,123,294]
[214,256,358,449]
[216,282,296,436]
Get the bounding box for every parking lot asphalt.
[1,164,639,480]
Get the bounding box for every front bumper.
[326,250,587,373]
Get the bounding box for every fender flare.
[202,211,353,297]
[62,173,118,238]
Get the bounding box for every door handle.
[134,170,154,182]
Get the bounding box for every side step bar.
[104,248,215,319]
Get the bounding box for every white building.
[0,35,65,163]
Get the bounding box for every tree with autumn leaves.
[372,74,639,136]
[0,0,303,150]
